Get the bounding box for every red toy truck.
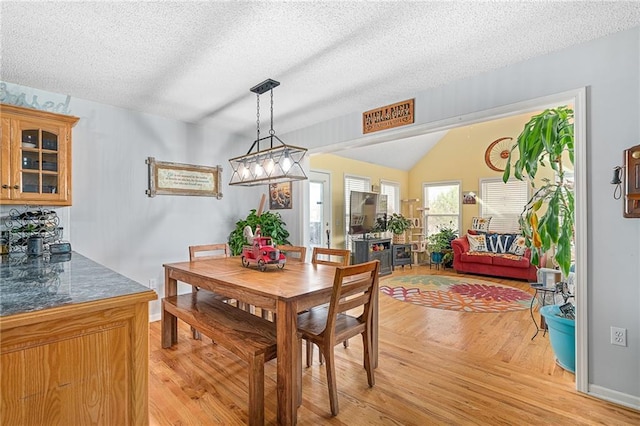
[241,235,286,271]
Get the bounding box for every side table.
[529,283,557,340]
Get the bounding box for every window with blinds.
[479,178,530,233]
[344,175,370,250]
[381,180,400,214]
[423,181,461,236]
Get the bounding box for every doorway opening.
[308,170,331,252]
[304,88,587,392]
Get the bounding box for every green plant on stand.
[228,209,291,255]
[502,105,575,279]
[503,106,576,372]
[386,213,412,243]
[427,223,458,266]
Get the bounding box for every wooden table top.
[163,256,340,309]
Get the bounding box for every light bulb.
[265,157,275,174]
[240,162,249,179]
[254,161,264,177]
[282,153,292,173]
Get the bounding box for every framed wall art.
[463,191,477,204]
[269,182,292,209]
[146,157,222,198]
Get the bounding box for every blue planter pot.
[540,305,575,373]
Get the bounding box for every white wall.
[284,27,640,403]
[72,98,270,318]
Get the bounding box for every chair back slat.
[189,243,230,261]
[311,247,351,266]
[338,292,370,313]
[277,245,307,263]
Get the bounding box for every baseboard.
[588,384,640,411]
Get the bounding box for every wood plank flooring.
[149,266,640,425]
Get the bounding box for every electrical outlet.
[611,326,627,347]
[149,278,157,289]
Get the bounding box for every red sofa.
[451,235,537,281]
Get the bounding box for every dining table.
[161,255,379,425]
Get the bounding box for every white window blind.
[480,178,529,233]
[344,175,370,250]
[381,180,400,215]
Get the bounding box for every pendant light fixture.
[229,79,307,186]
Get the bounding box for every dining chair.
[306,247,352,365]
[297,259,380,416]
[188,243,233,339]
[311,247,351,266]
[277,245,307,263]
[255,245,309,321]
[189,243,230,261]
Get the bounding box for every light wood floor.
[149,266,640,425]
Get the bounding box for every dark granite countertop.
[0,252,156,317]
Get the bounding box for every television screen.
[349,191,388,235]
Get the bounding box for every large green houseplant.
[386,213,412,235]
[502,105,574,278]
[228,209,291,255]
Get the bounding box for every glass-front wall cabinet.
[0,104,78,205]
[21,126,60,194]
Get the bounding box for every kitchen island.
[0,252,157,426]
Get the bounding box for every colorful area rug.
[380,275,532,313]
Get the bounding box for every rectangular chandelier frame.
[228,78,308,187]
[228,134,307,186]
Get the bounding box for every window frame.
[422,180,461,237]
[380,180,401,215]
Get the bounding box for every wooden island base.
[1,292,156,426]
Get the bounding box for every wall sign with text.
[146,157,223,199]
[362,99,414,134]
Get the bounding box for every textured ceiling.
[2,1,640,169]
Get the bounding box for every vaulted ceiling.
[2,1,639,169]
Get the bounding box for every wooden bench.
[163,292,277,426]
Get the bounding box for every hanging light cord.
[269,88,275,147]
[256,93,260,152]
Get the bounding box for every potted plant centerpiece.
[228,209,291,256]
[386,213,412,244]
[502,105,576,372]
[427,223,458,267]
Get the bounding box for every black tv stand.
[353,238,392,276]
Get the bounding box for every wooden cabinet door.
[0,104,78,206]
[10,117,71,205]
